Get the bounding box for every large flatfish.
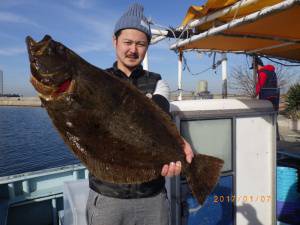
[26,35,223,204]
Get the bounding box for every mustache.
[126,53,138,59]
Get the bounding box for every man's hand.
[161,161,182,177]
[161,137,194,177]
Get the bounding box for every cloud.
[70,0,93,9]
[0,32,19,41]
[74,41,113,54]
[70,18,114,54]
[0,11,40,27]
[57,5,117,53]
[75,16,114,37]
[150,38,175,50]
[66,7,115,35]
[0,64,5,71]
[0,46,26,56]
[146,53,170,63]
[0,0,29,8]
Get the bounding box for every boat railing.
[0,163,87,203]
[0,163,87,225]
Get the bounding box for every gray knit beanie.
[114,3,151,41]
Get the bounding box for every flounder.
[26,35,224,204]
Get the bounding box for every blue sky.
[0,0,299,96]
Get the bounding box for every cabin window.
[180,119,232,172]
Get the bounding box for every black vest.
[89,63,166,199]
[261,69,277,89]
[105,64,161,96]
[259,69,280,110]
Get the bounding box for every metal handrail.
[0,163,85,184]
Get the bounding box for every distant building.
[0,70,3,95]
[195,80,213,99]
[0,71,21,97]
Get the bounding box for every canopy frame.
[170,0,300,62]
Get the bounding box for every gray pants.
[86,189,169,225]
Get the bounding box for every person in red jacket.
[253,56,280,140]
[254,57,280,111]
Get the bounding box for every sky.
[0,0,299,96]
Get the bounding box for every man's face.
[113,29,149,70]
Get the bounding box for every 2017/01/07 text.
[214,195,272,203]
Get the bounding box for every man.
[86,3,194,225]
[254,57,280,111]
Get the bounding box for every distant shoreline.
[0,96,41,107]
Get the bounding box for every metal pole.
[8,183,15,199]
[22,180,30,194]
[151,36,167,45]
[178,52,183,101]
[0,70,3,95]
[52,198,58,225]
[73,170,80,180]
[151,28,168,36]
[143,51,149,71]
[85,169,89,179]
[252,55,258,98]
[221,53,228,98]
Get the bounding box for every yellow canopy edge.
[181,0,283,29]
[177,0,300,62]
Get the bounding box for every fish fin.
[185,154,224,205]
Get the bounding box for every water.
[0,106,79,177]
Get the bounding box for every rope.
[263,56,300,67]
[170,88,193,93]
[182,52,223,76]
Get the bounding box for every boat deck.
[277,114,300,159]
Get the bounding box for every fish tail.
[185,154,224,205]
